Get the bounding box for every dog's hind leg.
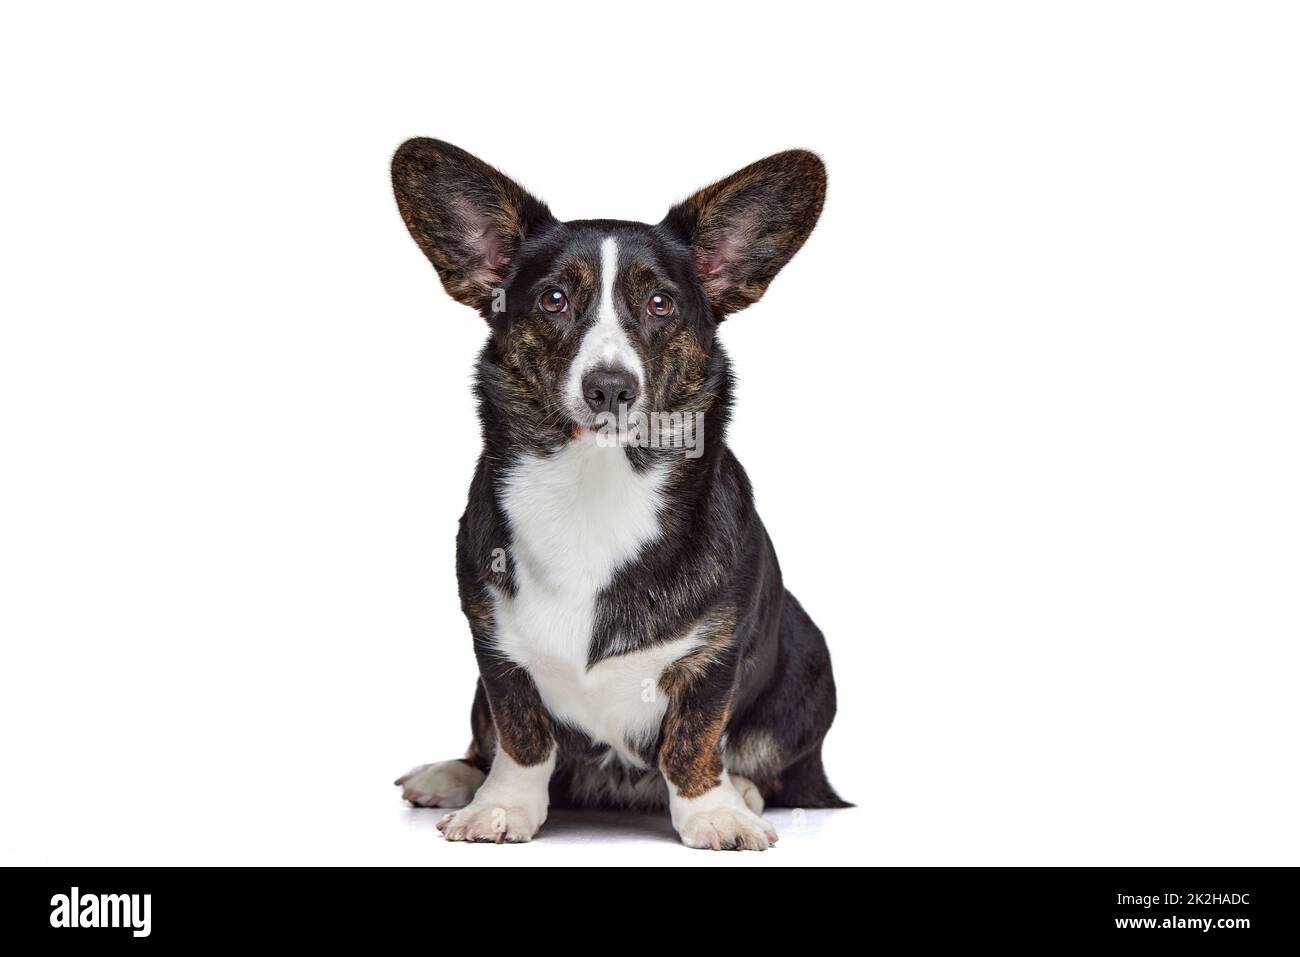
[395,760,485,808]
[395,680,495,808]
[726,591,851,809]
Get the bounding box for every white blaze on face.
[566,236,644,415]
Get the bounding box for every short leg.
[436,650,556,844]
[658,621,778,851]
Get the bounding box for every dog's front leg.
[437,661,555,844]
[659,656,779,851]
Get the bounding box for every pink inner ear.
[452,199,512,287]
[696,249,725,277]
[696,210,762,283]
[471,224,503,265]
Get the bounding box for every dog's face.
[392,140,825,438]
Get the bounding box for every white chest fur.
[491,436,698,766]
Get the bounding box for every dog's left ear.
[660,150,826,318]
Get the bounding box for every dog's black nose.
[582,368,639,416]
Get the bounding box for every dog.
[391,139,846,850]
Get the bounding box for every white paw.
[436,801,541,844]
[394,760,485,808]
[677,806,778,851]
[730,774,765,814]
[668,774,779,851]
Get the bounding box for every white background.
[2,2,1297,867]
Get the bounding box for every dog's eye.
[540,288,568,314]
[646,293,674,319]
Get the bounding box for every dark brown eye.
[646,292,674,318]
[540,288,568,314]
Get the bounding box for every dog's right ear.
[391,138,555,314]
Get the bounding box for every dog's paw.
[436,801,541,844]
[677,806,779,851]
[395,760,485,808]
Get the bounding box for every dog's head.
[392,139,825,447]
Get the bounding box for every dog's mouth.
[566,401,651,443]
[562,397,643,437]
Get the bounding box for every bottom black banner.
[5,867,1295,945]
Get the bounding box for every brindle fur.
[394,138,847,810]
